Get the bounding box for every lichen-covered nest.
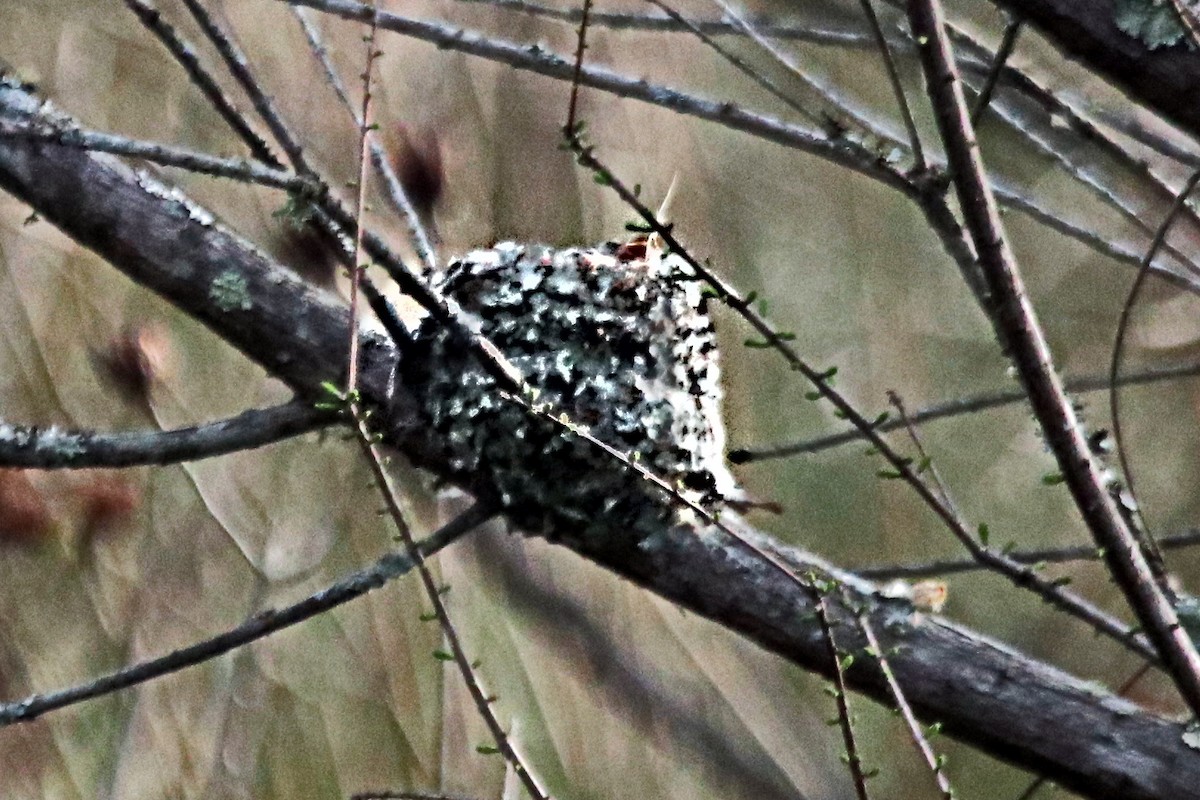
[403,241,742,536]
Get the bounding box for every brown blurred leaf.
[0,468,51,543]
[90,323,173,406]
[74,471,140,537]
[387,122,445,220]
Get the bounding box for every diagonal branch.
[906,0,1200,716]
[0,503,493,725]
[984,0,1200,139]
[0,76,1197,800]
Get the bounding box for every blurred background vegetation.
[1,0,1198,798]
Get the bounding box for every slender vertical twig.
[346,3,381,394]
[291,8,440,275]
[808,579,871,800]
[855,0,925,168]
[565,0,592,133]
[906,0,1200,715]
[347,405,552,800]
[1108,168,1200,577]
[886,390,957,515]
[858,614,954,800]
[968,16,1021,126]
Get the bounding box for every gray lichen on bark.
[403,241,743,537]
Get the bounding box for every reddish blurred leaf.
[0,468,52,543]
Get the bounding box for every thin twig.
[645,0,825,127]
[992,180,1200,297]
[0,120,305,190]
[856,0,925,167]
[451,0,890,43]
[1089,106,1200,169]
[179,0,311,170]
[290,7,439,274]
[0,401,332,469]
[346,2,381,395]
[347,404,552,800]
[907,0,1200,714]
[886,390,958,514]
[0,504,492,726]
[1108,168,1200,578]
[969,15,1021,126]
[731,357,1200,462]
[808,578,872,800]
[705,0,906,149]
[855,528,1200,580]
[858,614,953,799]
[121,0,280,165]
[565,0,592,134]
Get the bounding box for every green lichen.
[210,270,252,312]
[1114,0,1187,49]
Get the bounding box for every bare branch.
[731,358,1200,462]
[1109,169,1200,572]
[809,578,873,800]
[969,15,1022,125]
[2,76,1198,798]
[450,0,887,44]
[906,0,1200,715]
[858,614,953,799]
[855,528,1200,581]
[0,120,304,190]
[855,0,926,166]
[121,0,280,164]
[350,404,552,800]
[345,2,381,394]
[290,8,439,274]
[0,503,494,725]
[644,0,824,127]
[985,0,1200,138]
[0,401,332,469]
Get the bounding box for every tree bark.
[986,0,1200,138]
[2,78,1198,800]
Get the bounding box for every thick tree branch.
[0,77,1197,800]
[985,0,1200,139]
